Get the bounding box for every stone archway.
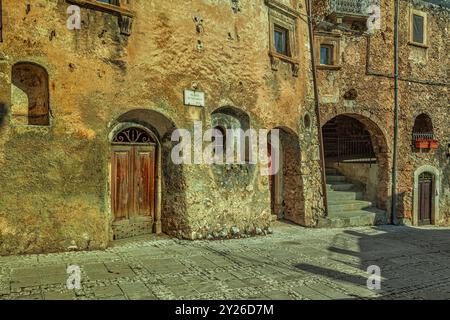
[268,126,305,225]
[321,113,390,223]
[413,165,441,226]
[11,62,49,126]
[109,109,187,239]
[109,124,160,240]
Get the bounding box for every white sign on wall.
[184,89,205,107]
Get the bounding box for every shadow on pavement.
[294,225,450,300]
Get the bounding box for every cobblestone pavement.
[1,222,450,300]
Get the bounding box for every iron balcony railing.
[330,0,378,16]
[412,132,434,141]
[324,136,376,164]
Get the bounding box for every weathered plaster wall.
[0,0,325,254]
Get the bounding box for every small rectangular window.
[274,25,289,56]
[320,45,333,65]
[96,0,119,6]
[412,14,425,44]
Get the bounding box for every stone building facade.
[0,0,326,255]
[0,0,448,256]
[313,0,449,226]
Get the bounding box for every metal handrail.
[324,136,376,163]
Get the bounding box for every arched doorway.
[211,106,251,164]
[418,172,433,225]
[322,115,376,163]
[11,62,49,126]
[268,127,304,225]
[111,126,158,240]
[321,114,389,225]
[109,109,187,240]
[413,165,440,226]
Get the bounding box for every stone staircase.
[318,168,387,228]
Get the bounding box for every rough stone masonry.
[0,0,448,256]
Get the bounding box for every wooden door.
[112,146,133,221]
[268,142,275,214]
[112,145,156,223]
[418,172,433,225]
[133,145,156,218]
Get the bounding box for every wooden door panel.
[133,146,156,218]
[112,147,133,221]
[419,177,433,225]
[423,181,432,224]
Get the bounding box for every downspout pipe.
[391,0,400,225]
[306,0,329,218]
[0,0,3,42]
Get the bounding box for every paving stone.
[292,285,331,300]
[244,294,271,300]
[0,287,11,296]
[10,276,41,289]
[119,282,152,299]
[208,257,232,267]
[212,272,236,281]
[11,268,39,278]
[224,279,248,289]
[3,224,450,300]
[40,274,67,286]
[191,282,221,294]
[243,278,267,287]
[44,292,76,300]
[264,290,294,300]
[188,256,218,269]
[169,284,198,298]
[93,285,125,299]
[131,294,159,300]
[160,277,187,286]
[16,294,43,300]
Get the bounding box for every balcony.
[412,114,438,151]
[413,133,439,150]
[328,0,378,24]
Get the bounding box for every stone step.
[328,200,373,213]
[326,175,346,183]
[317,208,388,228]
[325,168,339,175]
[327,191,363,201]
[327,182,355,192]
